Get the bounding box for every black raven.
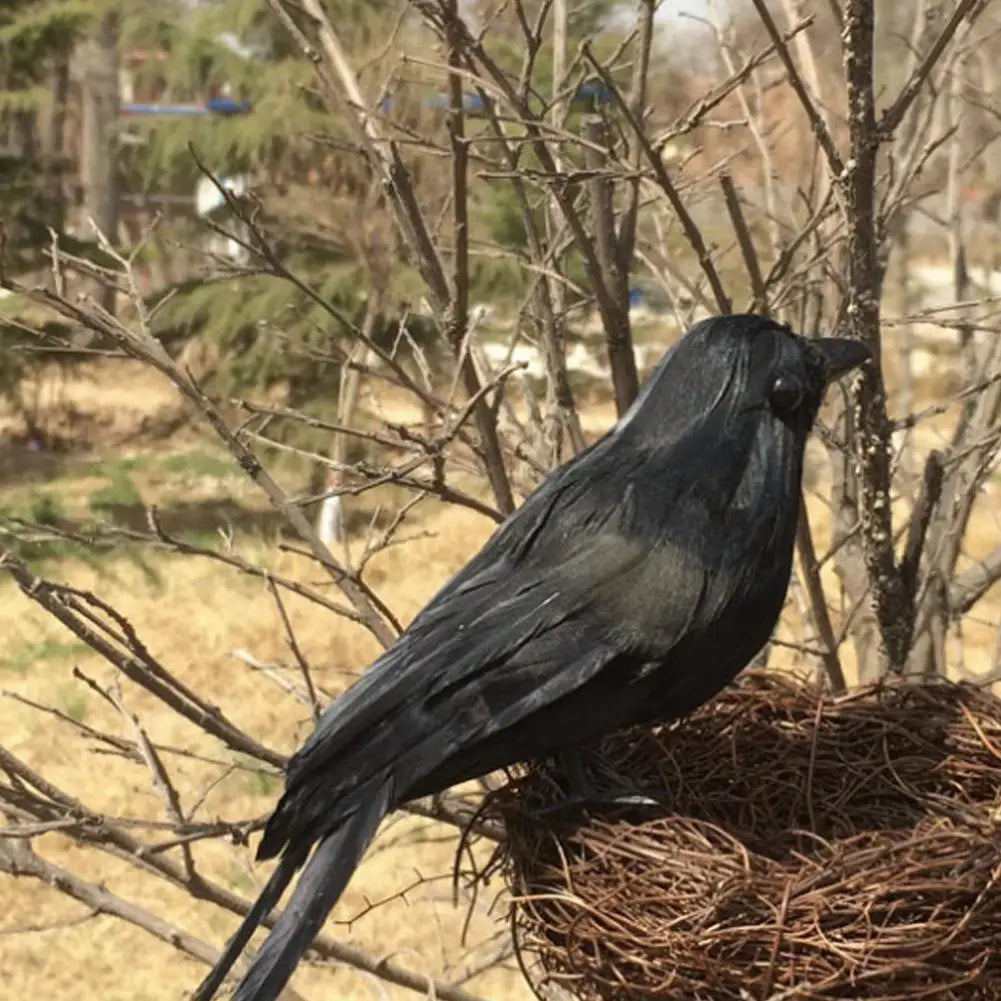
[193,314,869,1001]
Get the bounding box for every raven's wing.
[259,443,711,857]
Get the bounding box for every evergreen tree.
[0,0,100,423]
[0,0,97,271]
[117,0,442,407]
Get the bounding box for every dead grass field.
[1,356,999,1001]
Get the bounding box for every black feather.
[232,779,392,1001]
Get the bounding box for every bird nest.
[478,672,1001,1001]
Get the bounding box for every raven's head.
[616,313,870,447]
[733,316,871,434]
[612,314,870,532]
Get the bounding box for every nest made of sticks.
[483,673,1001,1001]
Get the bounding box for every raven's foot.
[527,750,666,817]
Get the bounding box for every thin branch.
[899,451,945,606]
[267,578,322,724]
[582,46,732,314]
[795,502,847,693]
[582,114,639,412]
[5,271,398,648]
[720,173,767,311]
[269,0,515,516]
[0,831,488,1001]
[749,0,844,177]
[842,0,906,672]
[0,838,305,992]
[0,550,286,768]
[0,742,499,996]
[662,15,816,144]
[879,0,982,136]
[950,546,1001,617]
[616,0,656,274]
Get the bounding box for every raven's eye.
[769,374,804,413]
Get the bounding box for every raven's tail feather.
[192,849,304,1001]
[230,777,393,1001]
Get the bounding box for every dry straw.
[480,673,1001,1001]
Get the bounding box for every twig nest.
[487,673,1001,1001]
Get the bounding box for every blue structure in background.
[574,80,615,105]
[120,96,252,117]
[121,81,613,119]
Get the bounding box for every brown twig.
[266,577,322,724]
[5,273,399,648]
[749,0,844,178]
[0,740,497,999]
[841,0,907,672]
[0,549,287,768]
[899,451,945,609]
[950,547,1001,619]
[794,502,847,694]
[582,114,639,413]
[582,46,732,315]
[720,173,767,312]
[879,0,982,136]
[268,0,516,517]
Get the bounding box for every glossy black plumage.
[193,314,869,1001]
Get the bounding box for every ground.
[0,353,998,1001]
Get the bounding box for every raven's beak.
[813,337,872,382]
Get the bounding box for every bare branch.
[0,743,496,997]
[879,0,982,136]
[582,114,639,413]
[950,546,1001,617]
[720,173,767,312]
[842,0,907,671]
[749,0,844,177]
[795,502,847,693]
[899,451,945,606]
[269,0,516,516]
[267,578,322,724]
[582,47,732,314]
[0,550,286,768]
[5,272,399,648]
[0,838,300,992]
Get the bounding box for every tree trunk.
[41,53,70,235]
[79,11,120,315]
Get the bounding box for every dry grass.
[1,357,999,1001]
[2,363,528,1000]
